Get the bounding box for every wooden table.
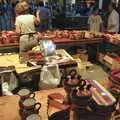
[0,88,66,120]
[0,49,77,74]
[0,83,116,120]
[0,54,42,74]
[53,38,103,47]
[0,38,103,53]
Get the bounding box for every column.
[72,0,75,4]
[99,0,103,9]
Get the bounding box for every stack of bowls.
[18,88,41,120]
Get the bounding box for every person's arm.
[34,10,40,25]
[15,24,21,35]
[107,24,116,29]
[15,17,21,35]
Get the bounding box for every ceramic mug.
[18,88,35,107]
[26,114,40,120]
[20,108,41,120]
[18,88,35,100]
[20,98,41,110]
[20,98,41,120]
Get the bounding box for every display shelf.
[0,43,18,48]
[0,38,103,52]
[0,85,116,120]
[0,49,77,74]
[0,43,19,53]
[27,49,77,69]
[0,37,119,53]
[54,38,103,46]
[97,53,120,70]
[105,40,120,47]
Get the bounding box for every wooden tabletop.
[0,81,116,120]
[0,49,76,74]
[0,38,104,51]
[0,54,42,74]
[0,88,66,120]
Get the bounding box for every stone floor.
[75,58,110,89]
[79,64,109,86]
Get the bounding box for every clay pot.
[26,114,40,120]
[19,98,41,120]
[71,89,92,106]
[18,88,35,102]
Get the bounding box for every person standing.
[15,1,40,59]
[107,3,119,33]
[88,9,103,32]
[36,1,49,31]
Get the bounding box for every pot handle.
[35,102,41,112]
[29,92,35,98]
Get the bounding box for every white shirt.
[88,15,103,32]
[108,9,119,33]
[15,14,36,34]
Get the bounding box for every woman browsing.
[15,1,40,56]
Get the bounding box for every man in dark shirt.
[36,1,50,31]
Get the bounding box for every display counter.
[0,79,116,120]
[0,88,65,120]
[0,30,104,52]
[0,38,103,53]
[0,49,77,74]
[0,54,41,74]
[0,31,120,50]
[104,34,120,46]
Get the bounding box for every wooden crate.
[98,53,120,70]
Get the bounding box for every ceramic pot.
[63,79,79,94]
[18,88,35,101]
[20,98,41,120]
[18,88,35,107]
[71,89,92,107]
[26,114,40,120]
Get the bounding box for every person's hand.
[107,24,115,30]
[36,10,40,16]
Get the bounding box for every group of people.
[0,0,52,31]
[14,1,120,58]
[88,3,119,33]
[0,1,119,56]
